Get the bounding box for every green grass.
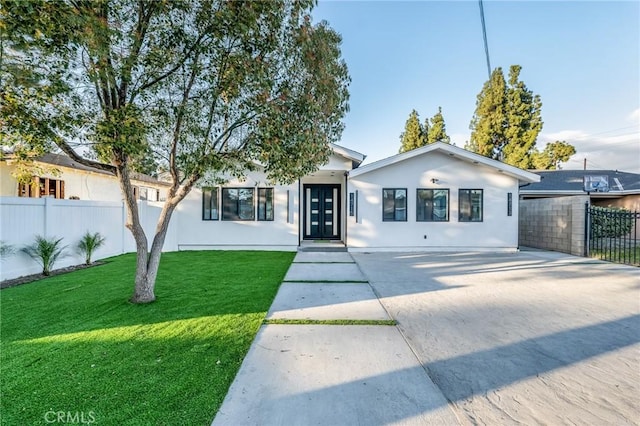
[0,250,294,426]
[590,246,640,266]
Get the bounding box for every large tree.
[399,109,426,153]
[1,0,350,303]
[468,66,578,169]
[501,65,543,168]
[532,140,576,170]
[467,67,507,158]
[467,65,570,169]
[426,106,450,144]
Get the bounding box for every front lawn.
[0,250,294,425]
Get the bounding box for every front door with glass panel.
[304,184,340,240]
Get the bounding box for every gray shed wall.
[519,195,589,256]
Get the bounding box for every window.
[507,192,513,216]
[222,188,255,221]
[417,189,449,221]
[18,177,65,199]
[257,188,274,221]
[459,189,483,222]
[382,188,407,221]
[203,188,219,220]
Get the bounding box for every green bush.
[20,235,67,275]
[590,207,635,238]
[76,231,106,265]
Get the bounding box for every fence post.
[584,201,590,257]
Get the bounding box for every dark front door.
[304,184,340,240]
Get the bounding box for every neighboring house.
[177,142,540,252]
[520,170,640,211]
[0,153,169,202]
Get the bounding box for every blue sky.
[312,1,640,173]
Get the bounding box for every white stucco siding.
[321,153,353,171]
[176,169,299,250]
[346,152,521,251]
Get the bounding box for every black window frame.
[458,189,483,222]
[416,188,450,222]
[257,188,274,221]
[222,188,255,221]
[382,188,408,222]
[202,187,219,220]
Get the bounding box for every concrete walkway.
[212,251,460,426]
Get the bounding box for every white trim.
[348,142,540,183]
[330,143,366,165]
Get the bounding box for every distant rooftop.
[3,151,169,187]
[521,169,640,194]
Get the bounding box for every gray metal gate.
[586,204,639,266]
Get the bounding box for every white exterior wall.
[346,152,521,251]
[176,169,299,251]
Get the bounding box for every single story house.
[520,169,640,211]
[0,152,169,202]
[176,142,540,252]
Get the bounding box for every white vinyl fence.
[0,197,178,281]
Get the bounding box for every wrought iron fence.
[586,205,639,266]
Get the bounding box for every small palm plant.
[76,232,106,265]
[21,236,67,276]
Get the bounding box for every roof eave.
[348,142,540,183]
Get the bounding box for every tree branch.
[132,32,208,101]
[52,132,117,175]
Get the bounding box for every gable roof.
[520,169,640,195]
[348,141,540,183]
[330,143,366,167]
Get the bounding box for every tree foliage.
[467,65,573,169]
[426,106,450,144]
[532,140,577,170]
[399,107,450,152]
[1,0,350,303]
[399,109,426,153]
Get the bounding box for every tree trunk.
[129,202,177,303]
[115,152,198,304]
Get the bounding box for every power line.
[479,0,491,79]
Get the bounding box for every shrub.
[590,207,635,238]
[76,232,106,265]
[20,236,67,276]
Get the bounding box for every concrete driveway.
[353,249,640,425]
